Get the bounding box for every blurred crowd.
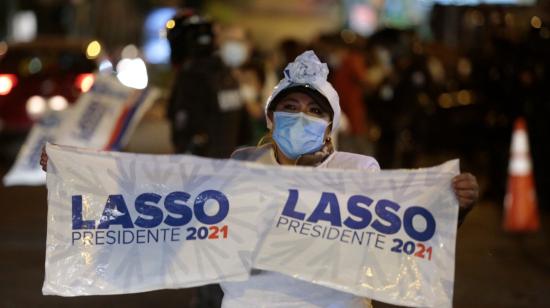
[1,2,548,208]
[164,7,549,210]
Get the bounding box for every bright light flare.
[98,59,113,73]
[48,95,68,111]
[26,95,47,118]
[0,74,17,95]
[531,16,542,29]
[86,41,101,59]
[75,73,95,92]
[166,19,175,29]
[116,58,148,89]
[349,4,377,36]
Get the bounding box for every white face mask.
[220,41,249,68]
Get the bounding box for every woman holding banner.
[221,50,478,307]
[40,50,478,308]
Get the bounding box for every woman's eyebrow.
[280,98,299,103]
[306,101,321,108]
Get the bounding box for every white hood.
[265,50,341,135]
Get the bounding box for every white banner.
[3,110,70,186]
[254,160,460,307]
[44,144,459,307]
[44,144,271,296]
[3,74,159,186]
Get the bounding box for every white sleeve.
[357,156,380,172]
[324,152,381,172]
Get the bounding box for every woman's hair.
[257,131,274,147]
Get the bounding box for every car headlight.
[48,95,68,111]
[26,95,47,118]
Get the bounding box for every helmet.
[167,9,214,65]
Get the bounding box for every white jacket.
[220,144,379,308]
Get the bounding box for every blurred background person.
[166,10,246,159]
[1,1,549,307]
[217,23,267,144]
[331,34,376,156]
[166,9,243,308]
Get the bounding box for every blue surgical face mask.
[272,111,330,160]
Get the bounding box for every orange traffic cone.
[503,117,540,232]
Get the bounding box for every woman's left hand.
[452,172,479,225]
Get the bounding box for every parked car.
[0,37,99,163]
[0,37,98,134]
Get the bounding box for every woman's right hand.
[40,146,48,172]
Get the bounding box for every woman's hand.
[40,146,48,172]
[452,172,479,226]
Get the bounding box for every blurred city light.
[75,73,95,92]
[26,95,47,118]
[457,90,472,105]
[121,44,139,59]
[438,93,453,108]
[435,0,534,4]
[86,41,102,59]
[12,11,37,42]
[116,58,148,89]
[143,7,176,64]
[98,59,114,73]
[0,41,7,57]
[530,16,542,29]
[28,57,42,74]
[48,95,68,111]
[0,74,17,95]
[457,58,472,77]
[166,19,175,29]
[348,3,377,36]
[380,85,394,101]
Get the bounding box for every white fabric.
[222,144,378,308]
[230,144,380,172]
[221,270,371,308]
[253,158,459,307]
[43,144,459,307]
[3,74,159,186]
[3,110,70,186]
[43,144,265,296]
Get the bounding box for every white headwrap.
[265,50,341,134]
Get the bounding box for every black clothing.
[168,55,245,158]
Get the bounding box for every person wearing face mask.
[165,10,246,307]
[40,50,479,308]
[220,50,479,307]
[220,39,250,69]
[166,11,247,159]
[230,50,379,169]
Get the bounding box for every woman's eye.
[309,107,322,115]
[282,104,297,111]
